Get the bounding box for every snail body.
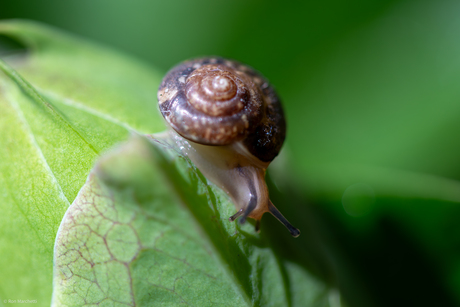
[157,57,300,237]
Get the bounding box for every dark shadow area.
[265,172,458,307]
[264,176,374,307]
[346,214,456,307]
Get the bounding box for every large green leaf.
[0,20,342,307]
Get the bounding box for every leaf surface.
[52,136,329,306]
[0,20,333,307]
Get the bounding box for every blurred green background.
[2,0,460,306]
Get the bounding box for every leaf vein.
[4,86,70,207]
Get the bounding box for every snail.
[157,57,300,237]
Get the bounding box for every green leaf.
[53,136,329,306]
[0,20,339,307]
[0,20,163,305]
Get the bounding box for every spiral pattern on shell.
[158,57,286,162]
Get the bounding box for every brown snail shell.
[157,57,299,237]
